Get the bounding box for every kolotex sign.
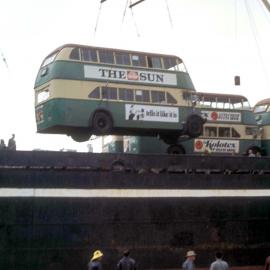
[194,139,239,153]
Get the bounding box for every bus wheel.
[167,145,185,154]
[92,111,113,134]
[186,114,204,138]
[70,133,90,142]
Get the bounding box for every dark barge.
[0,151,270,270]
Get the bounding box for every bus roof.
[196,92,248,104]
[254,98,270,106]
[48,43,184,62]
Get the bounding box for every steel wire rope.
[244,0,270,90]
[94,1,103,36]
[165,0,173,28]
[129,0,141,37]
[122,0,129,23]
[257,0,270,25]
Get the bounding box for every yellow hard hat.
[91,250,103,261]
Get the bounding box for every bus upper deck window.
[135,90,150,102]
[147,56,162,69]
[70,48,80,60]
[131,54,146,67]
[242,101,251,109]
[115,52,131,66]
[41,52,58,67]
[163,57,177,70]
[81,48,97,62]
[99,50,114,64]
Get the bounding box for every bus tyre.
[167,145,185,155]
[92,111,113,134]
[70,133,90,142]
[186,114,204,138]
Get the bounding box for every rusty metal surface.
[0,151,270,270]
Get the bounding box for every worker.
[117,249,137,270]
[7,134,16,150]
[88,250,103,270]
[182,250,196,270]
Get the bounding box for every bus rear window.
[41,52,58,67]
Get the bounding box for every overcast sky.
[0,0,270,151]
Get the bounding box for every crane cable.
[261,0,270,13]
[165,0,173,28]
[0,49,8,69]
[94,1,103,36]
[122,0,129,23]
[244,0,270,89]
[129,0,141,37]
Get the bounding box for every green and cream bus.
[106,92,261,155]
[254,98,270,155]
[34,44,204,142]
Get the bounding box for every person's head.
[91,250,103,261]
[186,250,196,261]
[215,251,223,259]
[12,134,15,138]
[123,249,130,257]
[0,139,4,144]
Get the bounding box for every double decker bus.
[253,98,270,155]
[107,92,261,155]
[34,44,204,143]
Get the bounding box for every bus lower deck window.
[135,90,149,102]
[88,87,100,99]
[166,93,177,104]
[119,88,134,101]
[151,91,165,103]
[219,127,230,137]
[102,87,117,100]
[232,128,240,138]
